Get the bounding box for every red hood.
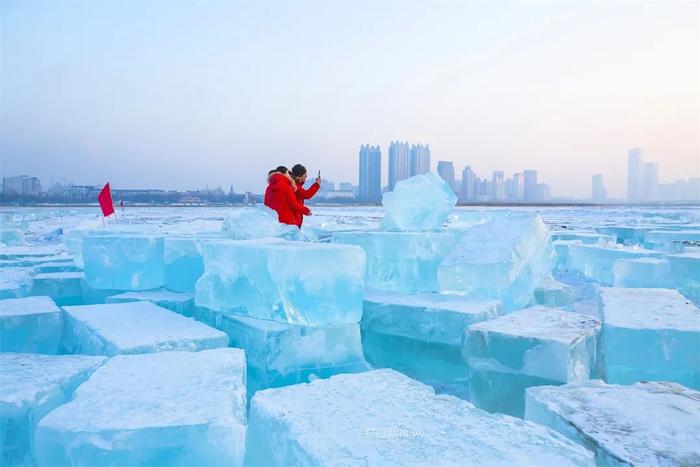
[269,173,292,192]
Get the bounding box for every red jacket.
[294,182,320,227]
[266,174,309,225]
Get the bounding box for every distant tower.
[592,174,606,202]
[627,148,643,202]
[642,162,659,202]
[461,166,475,201]
[359,145,382,202]
[510,173,524,201]
[410,144,431,176]
[492,170,506,201]
[437,161,456,193]
[523,170,539,202]
[388,141,412,190]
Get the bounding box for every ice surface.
[31,271,85,306]
[222,207,300,240]
[83,234,165,290]
[645,229,700,246]
[0,353,105,465]
[550,231,615,245]
[598,287,700,388]
[613,257,673,288]
[333,231,456,293]
[106,289,195,316]
[61,301,228,355]
[525,380,700,466]
[0,296,61,353]
[219,314,366,393]
[35,349,247,466]
[195,240,365,326]
[464,306,600,416]
[246,369,593,466]
[439,214,554,310]
[381,172,457,231]
[163,237,205,292]
[534,277,575,307]
[568,244,663,285]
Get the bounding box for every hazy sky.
[2,0,698,198]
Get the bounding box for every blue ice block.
[645,230,700,249]
[163,237,204,292]
[61,301,228,356]
[553,240,582,271]
[550,231,616,245]
[0,229,25,246]
[598,287,700,389]
[195,240,365,326]
[31,272,85,306]
[219,314,367,394]
[568,244,663,285]
[381,172,457,231]
[222,207,301,240]
[668,251,700,286]
[0,267,33,299]
[534,277,575,307]
[332,231,456,293]
[439,214,554,310]
[464,306,601,416]
[246,369,593,466]
[0,353,105,465]
[0,296,61,353]
[83,234,165,290]
[525,380,700,466]
[595,226,652,245]
[35,349,247,466]
[33,261,79,274]
[106,289,195,316]
[613,257,673,288]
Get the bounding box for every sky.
[1,0,698,198]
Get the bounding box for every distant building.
[358,145,382,202]
[523,170,539,202]
[592,173,607,202]
[338,182,353,192]
[410,144,431,176]
[492,170,506,201]
[642,162,659,202]
[461,166,475,201]
[388,141,412,190]
[538,183,551,202]
[437,161,455,193]
[3,175,41,196]
[508,173,524,201]
[320,179,335,192]
[627,147,643,202]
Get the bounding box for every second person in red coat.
[290,164,321,227]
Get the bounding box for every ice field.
[2,175,700,466]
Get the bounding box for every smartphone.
[318,170,321,178]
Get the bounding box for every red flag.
[98,183,115,217]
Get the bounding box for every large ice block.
[0,245,69,260]
[163,237,205,292]
[106,289,195,316]
[668,251,700,304]
[35,349,247,466]
[219,314,367,394]
[598,287,700,389]
[0,267,33,299]
[534,277,575,307]
[568,244,663,285]
[222,207,301,240]
[195,240,365,326]
[552,240,581,271]
[332,231,456,293]
[0,229,25,246]
[31,271,85,306]
[0,296,61,353]
[525,380,700,466]
[61,301,228,355]
[381,172,457,231]
[439,214,554,310]
[33,261,79,274]
[83,234,165,290]
[645,229,700,248]
[550,231,616,245]
[464,306,601,416]
[0,353,105,465]
[246,369,593,466]
[595,226,652,245]
[612,257,673,288]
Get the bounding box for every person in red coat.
[266,170,310,225]
[291,164,321,227]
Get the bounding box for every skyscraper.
[358,144,382,202]
[462,166,475,201]
[492,170,506,201]
[592,173,607,202]
[627,148,643,202]
[437,161,455,193]
[523,170,539,202]
[509,172,524,201]
[410,144,431,176]
[642,162,659,202]
[388,141,412,190]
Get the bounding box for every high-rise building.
[388,141,411,190]
[508,173,524,201]
[642,162,659,202]
[410,144,431,176]
[492,170,506,201]
[627,148,643,202]
[523,170,539,202]
[358,144,382,202]
[461,166,475,201]
[437,161,455,193]
[2,175,41,196]
[592,173,607,202]
[538,183,551,202]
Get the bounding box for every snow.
[0,296,61,353]
[61,301,229,355]
[247,369,594,466]
[381,172,457,231]
[35,349,247,466]
[525,380,700,466]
